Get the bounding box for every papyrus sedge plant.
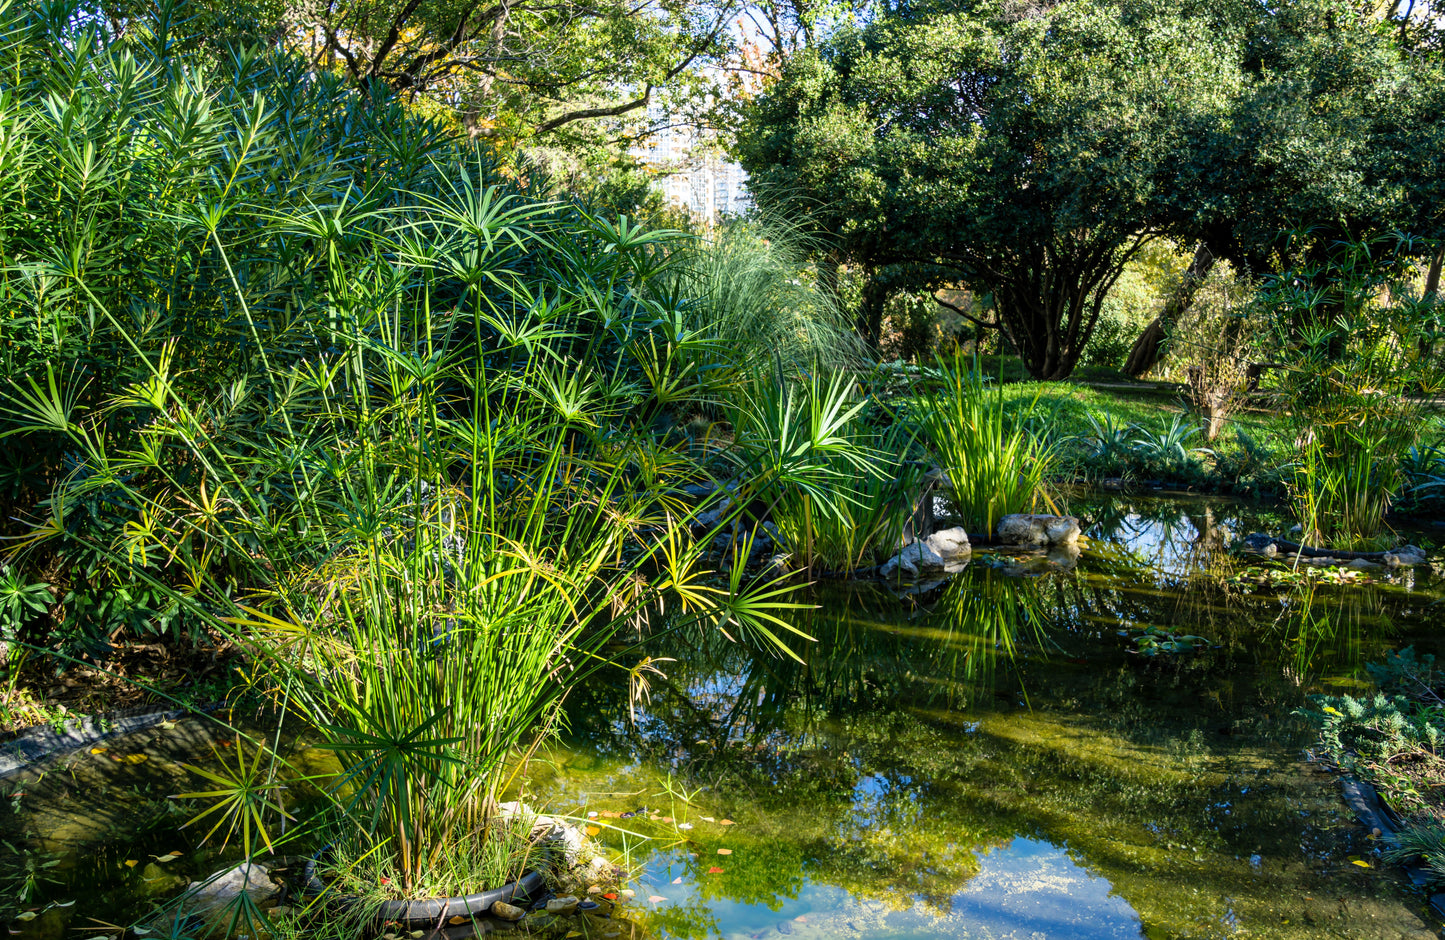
[4,180,810,903]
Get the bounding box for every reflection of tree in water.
[568,571,1054,774]
[552,547,1441,939]
[1043,494,1419,686]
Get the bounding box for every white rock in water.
[546,897,580,916]
[175,863,276,921]
[996,514,1080,547]
[923,527,971,563]
[495,800,536,821]
[879,541,945,580]
[1384,545,1427,567]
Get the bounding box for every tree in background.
[86,0,735,149]
[736,0,1445,378]
[1123,0,1445,375]
[735,0,1246,378]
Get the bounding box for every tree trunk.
[857,275,889,350]
[1421,246,1443,359]
[1122,242,1215,378]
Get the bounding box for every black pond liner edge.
[303,857,548,927]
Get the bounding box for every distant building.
[630,115,751,224]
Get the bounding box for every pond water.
[3,494,1444,939]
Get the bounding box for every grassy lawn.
[975,362,1445,495]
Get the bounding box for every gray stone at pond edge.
[996,514,1081,548]
[1347,557,1382,571]
[1385,545,1427,567]
[175,863,276,921]
[546,897,580,916]
[762,553,791,578]
[923,527,971,564]
[694,497,732,529]
[492,901,526,922]
[879,541,945,580]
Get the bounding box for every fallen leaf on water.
[50,902,74,909]
[14,913,36,923]
[157,721,177,731]
[648,896,667,904]
[112,754,148,765]
[152,854,181,863]
[662,816,673,822]
[701,816,715,822]
[706,867,724,875]
[448,917,468,925]
[89,747,108,755]
[585,826,601,836]
[671,877,682,884]
[720,819,734,826]
[1351,859,1371,868]
[124,860,138,868]
[716,849,732,855]
[410,930,425,938]
[567,933,583,938]
[600,810,619,818]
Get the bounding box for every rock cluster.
[995,514,1081,548]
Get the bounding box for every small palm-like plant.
[1128,415,1213,471]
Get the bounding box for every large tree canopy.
[735,0,1445,378]
[85,0,735,145]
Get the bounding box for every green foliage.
[1303,692,1443,776]
[1400,443,1445,510]
[910,354,1056,533]
[1127,415,1213,477]
[737,0,1445,376]
[723,372,897,572]
[0,0,823,899]
[0,566,50,645]
[1261,234,1443,546]
[663,217,863,381]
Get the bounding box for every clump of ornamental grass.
[911,352,1057,534]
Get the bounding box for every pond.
[4,494,1444,940]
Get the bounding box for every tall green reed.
[1261,233,1441,548]
[911,353,1056,534]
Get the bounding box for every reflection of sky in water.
[634,839,1143,940]
[1084,502,1246,577]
